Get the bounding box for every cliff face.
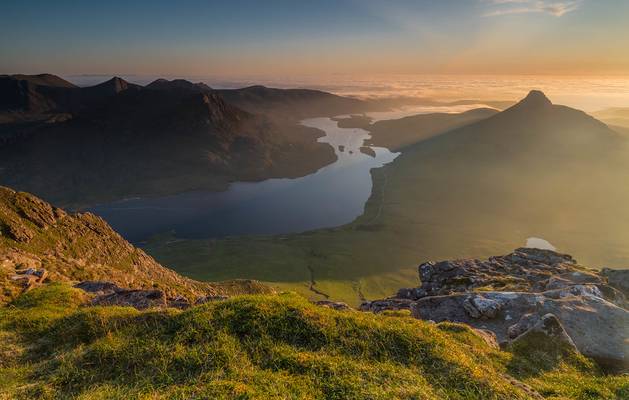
[0,186,271,304]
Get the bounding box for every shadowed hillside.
[216,85,369,120]
[0,75,341,206]
[365,108,499,150]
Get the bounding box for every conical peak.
[517,90,552,108]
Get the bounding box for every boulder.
[542,284,603,300]
[10,267,48,291]
[13,190,58,228]
[74,281,121,296]
[462,295,503,319]
[14,267,47,282]
[359,298,414,313]
[544,271,603,290]
[507,313,539,340]
[412,290,629,370]
[602,268,629,296]
[596,284,628,309]
[168,295,192,309]
[76,280,193,309]
[91,288,168,309]
[503,248,576,266]
[315,300,352,311]
[395,287,427,300]
[510,313,577,352]
[3,219,34,243]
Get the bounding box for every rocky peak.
[95,76,130,93]
[178,90,247,129]
[146,78,212,92]
[511,90,553,111]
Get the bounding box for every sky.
[1,0,629,78]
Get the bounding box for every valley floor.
[143,167,526,305]
[145,139,629,305]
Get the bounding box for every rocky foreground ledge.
[360,248,629,371]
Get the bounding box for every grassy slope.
[366,108,499,151]
[0,187,272,304]
[1,284,626,400]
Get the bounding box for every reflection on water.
[89,117,399,242]
[525,237,556,251]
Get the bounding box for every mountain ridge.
[406,90,622,160]
[0,185,272,305]
[146,78,213,92]
[0,74,343,206]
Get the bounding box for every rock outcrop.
[9,267,48,293]
[74,280,236,310]
[411,290,628,369]
[407,248,583,297]
[361,248,629,370]
[314,300,352,311]
[359,298,414,313]
[601,268,629,296]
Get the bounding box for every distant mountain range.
[214,85,368,120]
[0,74,369,121]
[0,74,374,206]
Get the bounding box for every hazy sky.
[1,0,628,77]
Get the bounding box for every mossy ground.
[1,284,626,399]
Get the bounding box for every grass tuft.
[0,284,626,399]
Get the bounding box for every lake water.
[89,116,403,242]
[525,237,556,251]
